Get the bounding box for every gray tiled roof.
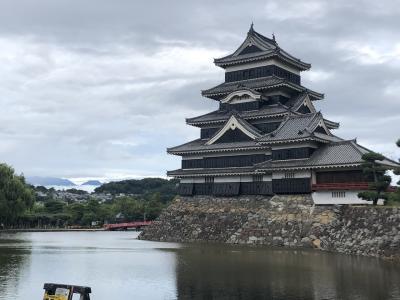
[284,93,308,110]
[167,166,258,177]
[283,93,339,129]
[258,113,328,143]
[214,28,311,71]
[201,76,324,100]
[172,113,340,154]
[256,140,400,170]
[235,115,263,137]
[202,76,283,96]
[167,139,270,154]
[186,105,288,125]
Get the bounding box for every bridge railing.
[103,221,153,230]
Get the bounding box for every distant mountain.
[81,180,102,186]
[26,176,75,187]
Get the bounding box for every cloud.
[0,0,398,180]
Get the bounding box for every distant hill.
[26,176,75,186]
[94,177,178,203]
[81,180,102,186]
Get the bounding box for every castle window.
[284,172,295,179]
[332,191,346,198]
[205,177,214,183]
[253,175,263,182]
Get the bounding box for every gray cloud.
[0,0,399,180]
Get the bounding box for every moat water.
[0,231,399,300]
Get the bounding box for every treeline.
[0,165,178,229]
[21,194,166,228]
[95,178,178,203]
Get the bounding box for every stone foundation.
[140,195,400,260]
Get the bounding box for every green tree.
[44,200,66,214]
[0,164,35,227]
[65,203,85,225]
[358,152,391,205]
[389,139,400,203]
[113,196,144,221]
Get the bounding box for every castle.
[166,25,398,204]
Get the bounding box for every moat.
[0,231,399,300]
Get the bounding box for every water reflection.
[0,232,399,300]
[175,245,400,300]
[0,235,31,299]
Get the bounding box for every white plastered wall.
[312,191,384,205]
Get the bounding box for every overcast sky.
[0,0,399,182]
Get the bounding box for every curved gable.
[221,89,261,104]
[206,115,262,145]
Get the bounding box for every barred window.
[332,191,346,198]
[205,177,214,183]
[253,175,263,182]
[284,172,295,179]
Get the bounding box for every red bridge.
[104,221,153,231]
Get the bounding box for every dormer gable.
[237,44,263,56]
[221,88,261,104]
[309,115,332,136]
[206,115,262,145]
[293,94,316,114]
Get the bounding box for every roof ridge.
[167,138,203,151]
[186,109,222,121]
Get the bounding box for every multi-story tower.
[167,25,398,204]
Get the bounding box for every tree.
[358,152,391,205]
[0,163,35,227]
[65,203,85,225]
[113,196,144,221]
[389,139,400,203]
[44,200,66,214]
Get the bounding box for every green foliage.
[44,201,66,214]
[0,163,35,226]
[358,152,390,205]
[393,139,400,201]
[1,173,172,228]
[387,191,400,206]
[396,139,400,185]
[94,178,178,203]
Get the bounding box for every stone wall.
[140,195,400,260]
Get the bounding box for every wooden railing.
[312,182,370,191]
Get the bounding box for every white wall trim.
[221,89,261,103]
[206,115,259,145]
